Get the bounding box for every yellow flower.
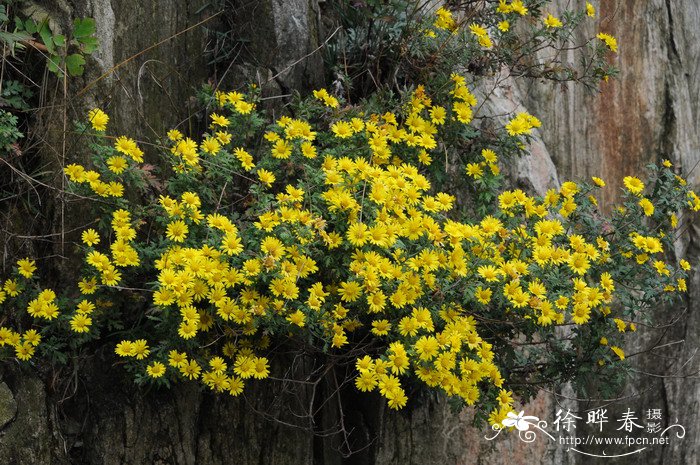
[571,305,590,325]
[234,100,254,114]
[488,406,513,428]
[671,214,678,228]
[469,24,492,48]
[234,147,255,170]
[108,181,124,197]
[88,108,109,131]
[287,310,306,327]
[347,223,370,247]
[510,0,528,15]
[260,236,285,260]
[429,106,446,125]
[312,88,339,108]
[586,2,595,17]
[115,340,135,357]
[600,272,615,292]
[167,129,183,141]
[560,181,579,197]
[301,141,317,158]
[114,136,144,162]
[414,336,439,361]
[78,277,97,295]
[653,260,670,276]
[209,357,227,374]
[210,113,230,127]
[623,176,644,195]
[543,14,563,28]
[505,112,541,136]
[497,389,513,406]
[614,318,626,332]
[332,332,348,348]
[226,91,244,105]
[131,339,149,359]
[331,121,354,138]
[338,281,362,302]
[270,140,292,159]
[482,149,498,163]
[64,164,87,182]
[147,362,166,378]
[4,279,21,297]
[76,300,95,314]
[200,137,221,155]
[166,220,188,242]
[355,371,378,392]
[216,131,232,144]
[478,265,502,282]
[70,313,92,333]
[453,101,473,124]
[475,286,492,304]
[181,359,201,379]
[252,357,270,379]
[257,168,276,187]
[168,350,187,368]
[17,258,36,278]
[592,176,605,187]
[597,33,618,53]
[181,191,201,208]
[15,342,35,360]
[22,329,41,346]
[639,198,654,216]
[466,163,484,179]
[568,253,590,275]
[106,156,128,174]
[498,21,510,32]
[469,23,487,38]
[610,346,625,360]
[434,7,456,31]
[228,376,245,396]
[497,0,512,13]
[371,319,391,336]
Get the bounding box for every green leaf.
[65,53,86,76]
[47,54,61,75]
[77,36,99,54]
[38,24,55,54]
[53,34,66,47]
[73,17,96,38]
[0,30,32,50]
[24,19,37,34]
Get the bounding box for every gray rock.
[0,382,17,430]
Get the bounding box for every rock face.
[0,368,58,465]
[1,0,698,464]
[519,2,700,464]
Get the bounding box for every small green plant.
[326,0,616,102]
[0,109,23,151]
[0,1,693,434]
[0,2,99,160]
[15,14,98,77]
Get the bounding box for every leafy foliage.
[0,1,694,433]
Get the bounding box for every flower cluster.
[0,5,677,430]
